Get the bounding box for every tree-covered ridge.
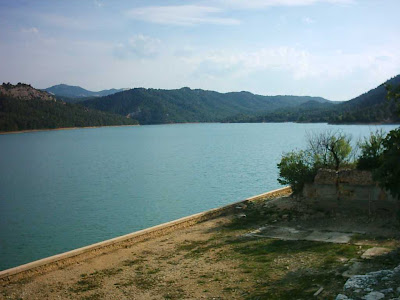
[0,83,138,132]
[81,87,331,125]
[224,75,400,124]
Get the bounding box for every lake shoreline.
[0,124,140,135]
[1,121,398,135]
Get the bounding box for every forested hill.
[223,75,400,124]
[329,75,400,123]
[81,87,331,124]
[44,84,126,99]
[0,83,138,132]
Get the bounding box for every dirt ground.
[1,195,400,300]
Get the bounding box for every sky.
[0,0,399,101]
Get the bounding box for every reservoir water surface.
[0,123,398,270]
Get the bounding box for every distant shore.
[1,121,398,135]
[0,124,139,135]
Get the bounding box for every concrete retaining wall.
[0,186,291,284]
[303,169,398,213]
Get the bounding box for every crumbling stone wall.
[303,169,398,214]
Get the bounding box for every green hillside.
[81,87,331,124]
[224,75,400,124]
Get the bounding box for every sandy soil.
[1,196,399,300]
[1,216,252,300]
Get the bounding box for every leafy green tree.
[372,83,400,198]
[373,128,400,198]
[277,150,316,194]
[357,130,386,170]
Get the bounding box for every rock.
[336,294,349,300]
[361,247,391,259]
[338,265,400,300]
[363,291,385,300]
[344,275,378,290]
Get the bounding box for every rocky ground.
[1,195,400,300]
[0,83,55,101]
[337,264,400,299]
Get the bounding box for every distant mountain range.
[0,83,137,132]
[81,87,332,124]
[44,84,127,99]
[45,75,400,125]
[1,74,399,132]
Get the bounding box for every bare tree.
[306,130,352,171]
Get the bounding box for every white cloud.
[181,45,400,85]
[114,35,162,59]
[21,27,39,34]
[127,5,240,26]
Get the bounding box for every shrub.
[277,150,317,194]
[357,130,386,170]
[373,128,400,199]
[371,84,400,199]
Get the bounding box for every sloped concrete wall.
[303,169,398,213]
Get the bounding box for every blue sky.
[0,0,399,100]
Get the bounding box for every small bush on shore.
[357,130,386,171]
[277,130,353,194]
[277,150,317,194]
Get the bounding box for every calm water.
[0,123,397,270]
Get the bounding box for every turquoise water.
[0,123,397,270]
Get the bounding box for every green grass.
[226,239,356,299]
[176,239,224,259]
[176,240,209,251]
[70,278,100,293]
[132,275,156,290]
[70,268,123,293]
[122,258,147,266]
